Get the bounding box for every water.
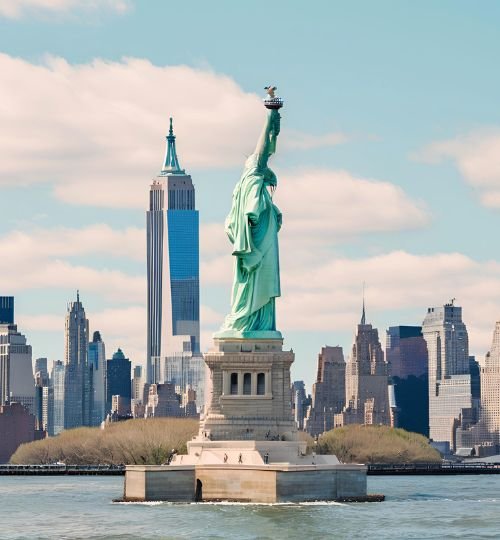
[0,475,499,539]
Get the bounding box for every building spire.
[360,282,366,325]
[160,117,185,175]
[77,289,80,304]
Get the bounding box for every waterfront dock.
[0,464,125,476]
[2,462,500,476]
[368,462,500,475]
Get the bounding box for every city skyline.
[1,2,500,387]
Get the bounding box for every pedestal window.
[243,373,252,395]
[230,372,238,395]
[257,372,266,395]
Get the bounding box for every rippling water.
[1,475,499,539]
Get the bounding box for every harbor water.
[1,475,499,539]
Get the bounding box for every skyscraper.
[478,322,500,446]
[132,365,143,401]
[422,302,472,452]
[305,346,346,436]
[291,380,308,430]
[63,292,90,430]
[386,326,428,379]
[146,118,202,400]
[0,298,35,414]
[88,331,106,426]
[34,358,48,382]
[0,297,14,324]
[335,305,392,427]
[386,326,429,436]
[51,360,65,435]
[106,348,131,415]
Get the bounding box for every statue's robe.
[220,152,282,333]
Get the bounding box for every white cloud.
[89,305,146,363]
[419,130,500,208]
[201,231,500,358]
[17,313,61,332]
[1,258,144,302]
[276,169,429,237]
[199,168,429,283]
[18,306,147,365]
[0,54,265,208]
[277,250,500,357]
[0,0,130,18]
[0,54,352,209]
[0,224,145,262]
[0,224,145,301]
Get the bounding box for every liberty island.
[124,89,369,503]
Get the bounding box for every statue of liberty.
[216,88,284,339]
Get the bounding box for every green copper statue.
[216,87,284,339]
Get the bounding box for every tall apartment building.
[305,346,346,436]
[0,402,39,463]
[34,358,48,381]
[0,298,35,414]
[63,292,90,430]
[132,365,143,402]
[291,380,308,430]
[51,360,65,435]
[88,331,106,426]
[163,353,205,411]
[335,306,392,427]
[0,297,14,325]
[34,358,49,430]
[386,326,429,435]
[106,348,131,415]
[386,326,428,379]
[146,119,203,403]
[479,322,500,446]
[422,302,472,452]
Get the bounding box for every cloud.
[199,168,429,286]
[0,54,266,208]
[2,259,144,302]
[11,220,500,362]
[0,224,145,263]
[201,230,500,357]
[419,130,500,208]
[17,313,61,332]
[276,250,500,357]
[18,306,147,365]
[276,169,429,237]
[0,224,145,301]
[0,0,130,19]
[89,305,146,363]
[0,54,353,209]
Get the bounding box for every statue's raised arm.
[254,86,282,164]
[254,109,281,164]
[215,86,284,339]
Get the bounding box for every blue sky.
[1,0,500,387]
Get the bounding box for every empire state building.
[146,119,201,393]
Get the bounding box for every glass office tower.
[146,118,201,390]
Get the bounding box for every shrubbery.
[316,424,441,463]
[10,418,198,465]
[11,420,440,465]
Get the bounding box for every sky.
[1,0,500,388]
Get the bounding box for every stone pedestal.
[123,337,372,503]
[200,338,296,441]
[124,440,368,503]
